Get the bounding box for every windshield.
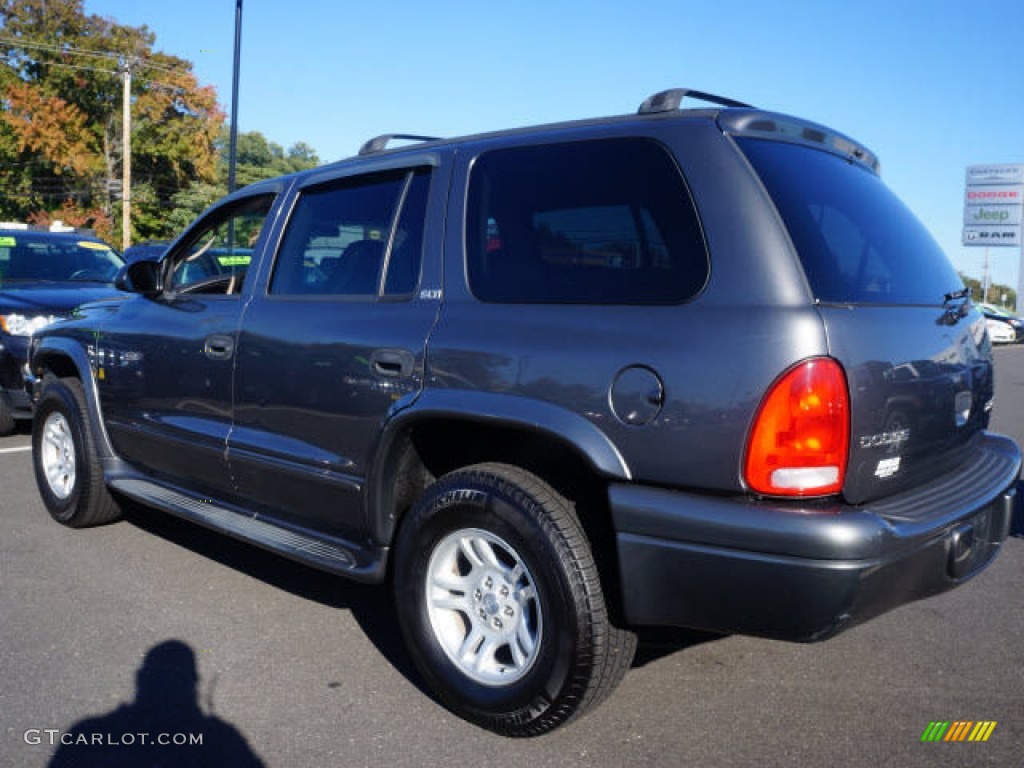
[737,138,963,305]
[0,234,124,284]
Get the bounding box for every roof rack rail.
[358,133,441,156]
[638,88,753,115]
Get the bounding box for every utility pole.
[120,59,134,250]
[982,247,990,303]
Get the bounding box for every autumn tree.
[0,0,223,244]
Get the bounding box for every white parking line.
[0,446,31,454]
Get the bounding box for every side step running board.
[108,476,386,582]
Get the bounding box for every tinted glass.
[0,233,122,283]
[466,138,707,304]
[270,169,427,297]
[168,195,272,293]
[738,138,963,305]
[384,170,429,296]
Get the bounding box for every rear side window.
[738,138,963,305]
[466,138,707,304]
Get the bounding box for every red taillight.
[744,358,849,497]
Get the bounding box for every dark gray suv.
[27,89,1021,736]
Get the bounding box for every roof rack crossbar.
[358,133,441,156]
[638,88,753,115]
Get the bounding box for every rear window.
[466,138,708,304]
[738,138,963,305]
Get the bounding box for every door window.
[270,169,429,298]
[167,195,274,294]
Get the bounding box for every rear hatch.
[728,114,992,505]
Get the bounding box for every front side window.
[168,195,273,294]
[466,138,708,304]
[270,168,429,298]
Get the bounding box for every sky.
[80,0,1024,293]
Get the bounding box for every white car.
[978,302,1023,343]
[986,316,1016,344]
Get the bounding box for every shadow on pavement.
[632,627,725,667]
[122,502,429,696]
[48,639,265,767]
[122,501,714,685]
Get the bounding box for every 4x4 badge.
[874,457,901,478]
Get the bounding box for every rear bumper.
[610,432,1020,641]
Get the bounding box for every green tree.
[160,130,321,235]
[163,180,223,233]
[220,128,320,187]
[0,0,223,244]
[959,272,1017,310]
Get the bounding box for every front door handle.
[370,348,414,378]
[204,334,235,361]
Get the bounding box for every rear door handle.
[370,348,414,378]
[204,334,235,361]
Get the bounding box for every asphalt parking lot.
[2,349,1023,767]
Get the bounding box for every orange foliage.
[27,200,115,244]
[1,81,99,176]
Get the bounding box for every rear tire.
[32,376,121,527]
[393,463,636,736]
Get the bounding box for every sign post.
[963,164,1024,311]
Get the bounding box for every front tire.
[393,463,636,736]
[32,376,121,527]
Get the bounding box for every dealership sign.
[963,164,1023,246]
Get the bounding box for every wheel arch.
[31,338,116,460]
[367,390,632,615]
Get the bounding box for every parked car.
[0,226,123,434]
[985,314,1017,344]
[26,88,1020,736]
[977,301,1024,342]
[121,239,170,264]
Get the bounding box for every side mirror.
[116,259,162,296]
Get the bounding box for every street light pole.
[227,0,243,193]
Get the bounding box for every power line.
[0,35,119,63]
[2,54,117,77]
[0,34,190,78]
[1,54,198,97]
[0,38,196,98]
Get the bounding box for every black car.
[0,227,124,434]
[26,89,1021,736]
